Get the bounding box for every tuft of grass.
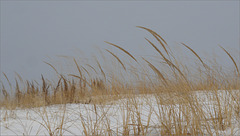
[0,27,239,135]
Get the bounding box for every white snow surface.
[1,90,240,135]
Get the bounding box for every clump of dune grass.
[1,27,239,135]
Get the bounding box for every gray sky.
[1,1,239,83]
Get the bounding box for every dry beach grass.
[0,27,240,135]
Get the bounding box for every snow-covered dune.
[1,90,240,135]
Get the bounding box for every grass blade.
[105,49,126,71]
[219,45,239,77]
[105,41,138,63]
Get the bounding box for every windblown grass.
[1,27,239,135]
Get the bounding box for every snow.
[1,90,240,135]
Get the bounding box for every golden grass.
[1,27,239,135]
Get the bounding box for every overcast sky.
[1,1,239,83]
